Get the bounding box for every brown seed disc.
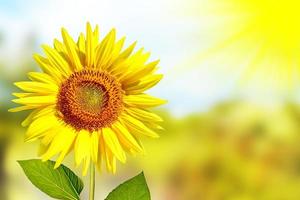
[57,69,123,132]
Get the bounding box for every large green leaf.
[18,159,83,200]
[105,172,151,200]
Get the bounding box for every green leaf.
[18,159,83,200]
[105,172,151,200]
[61,164,84,195]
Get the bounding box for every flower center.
[75,84,105,114]
[57,70,123,132]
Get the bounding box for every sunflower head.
[10,23,166,175]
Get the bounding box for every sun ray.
[187,0,300,90]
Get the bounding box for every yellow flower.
[10,23,166,175]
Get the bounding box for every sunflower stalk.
[89,164,95,200]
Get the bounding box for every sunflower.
[10,23,166,175]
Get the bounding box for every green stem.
[89,164,95,200]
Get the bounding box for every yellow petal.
[120,113,160,138]
[41,127,76,169]
[102,127,126,163]
[21,109,40,127]
[78,33,85,51]
[121,59,158,85]
[125,107,163,122]
[110,59,131,77]
[22,106,55,127]
[95,29,116,69]
[12,93,33,98]
[126,49,150,70]
[12,95,56,106]
[42,45,72,77]
[93,25,99,45]
[112,121,144,154]
[33,54,63,83]
[105,146,117,174]
[97,131,105,171]
[74,130,90,167]
[85,22,95,68]
[82,157,91,176]
[90,132,99,163]
[53,39,73,67]
[38,143,49,156]
[144,121,164,130]
[125,74,163,94]
[53,39,67,53]
[40,130,58,146]
[32,105,55,119]
[113,49,146,79]
[25,114,60,142]
[77,33,86,64]
[61,28,83,71]
[111,41,137,67]
[106,37,126,71]
[54,129,76,169]
[8,105,37,112]
[27,72,57,85]
[111,37,125,59]
[14,81,58,94]
[124,94,167,108]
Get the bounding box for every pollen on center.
[75,83,106,114]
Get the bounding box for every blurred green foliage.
[145,102,300,200]
[1,39,300,199]
[3,87,300,199]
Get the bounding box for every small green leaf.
[61,165,84,195]
[18,159,83,200]
[105,172,151,200]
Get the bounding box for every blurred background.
[2,0,300,199]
